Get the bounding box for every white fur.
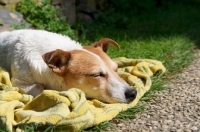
[0,29,136,103]
[0,29,82,96]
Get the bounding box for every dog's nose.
[125,88,137,103]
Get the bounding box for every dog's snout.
[125,88,137,103]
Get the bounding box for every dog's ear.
[42,49,70,75]
[93,38,120,52]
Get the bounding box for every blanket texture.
[0,57,166,132]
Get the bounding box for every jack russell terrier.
[0,29,137,103]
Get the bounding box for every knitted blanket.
[0,57,166,132]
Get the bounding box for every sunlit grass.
[78,1,197,131]
[14,0,200,131]
[108,36,194,74]
[82,35,195,131]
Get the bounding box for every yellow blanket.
[0,57,166,132]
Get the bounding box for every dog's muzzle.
[125,88,137,103]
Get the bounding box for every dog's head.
[42,38,137,103]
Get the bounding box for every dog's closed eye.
[89,72,106,77]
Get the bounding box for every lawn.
[78,0,199,131]
[13,0,200,131]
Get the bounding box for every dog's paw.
[26,84,44,97]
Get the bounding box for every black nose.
[125,88,137,103]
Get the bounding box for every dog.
[0,29,137,103]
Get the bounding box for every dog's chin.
[98,97,130,104]
[84,92,134,104]
[86,97,120,104]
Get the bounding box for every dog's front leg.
[11,76,44,97]
[10,66,45,97]
[24,84,44,97]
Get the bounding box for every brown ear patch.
[42,49,71,75]
[93,38,120,52]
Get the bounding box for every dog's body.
[0,29,137,103]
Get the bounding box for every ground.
[1,8,200,132]
[106,50,200,131]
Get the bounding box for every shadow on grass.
[79,0,200,48]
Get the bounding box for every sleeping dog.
[0,29,137,103]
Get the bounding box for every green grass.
[14,0,200,131]
[83,36,195,131]
[77,1,198,131]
